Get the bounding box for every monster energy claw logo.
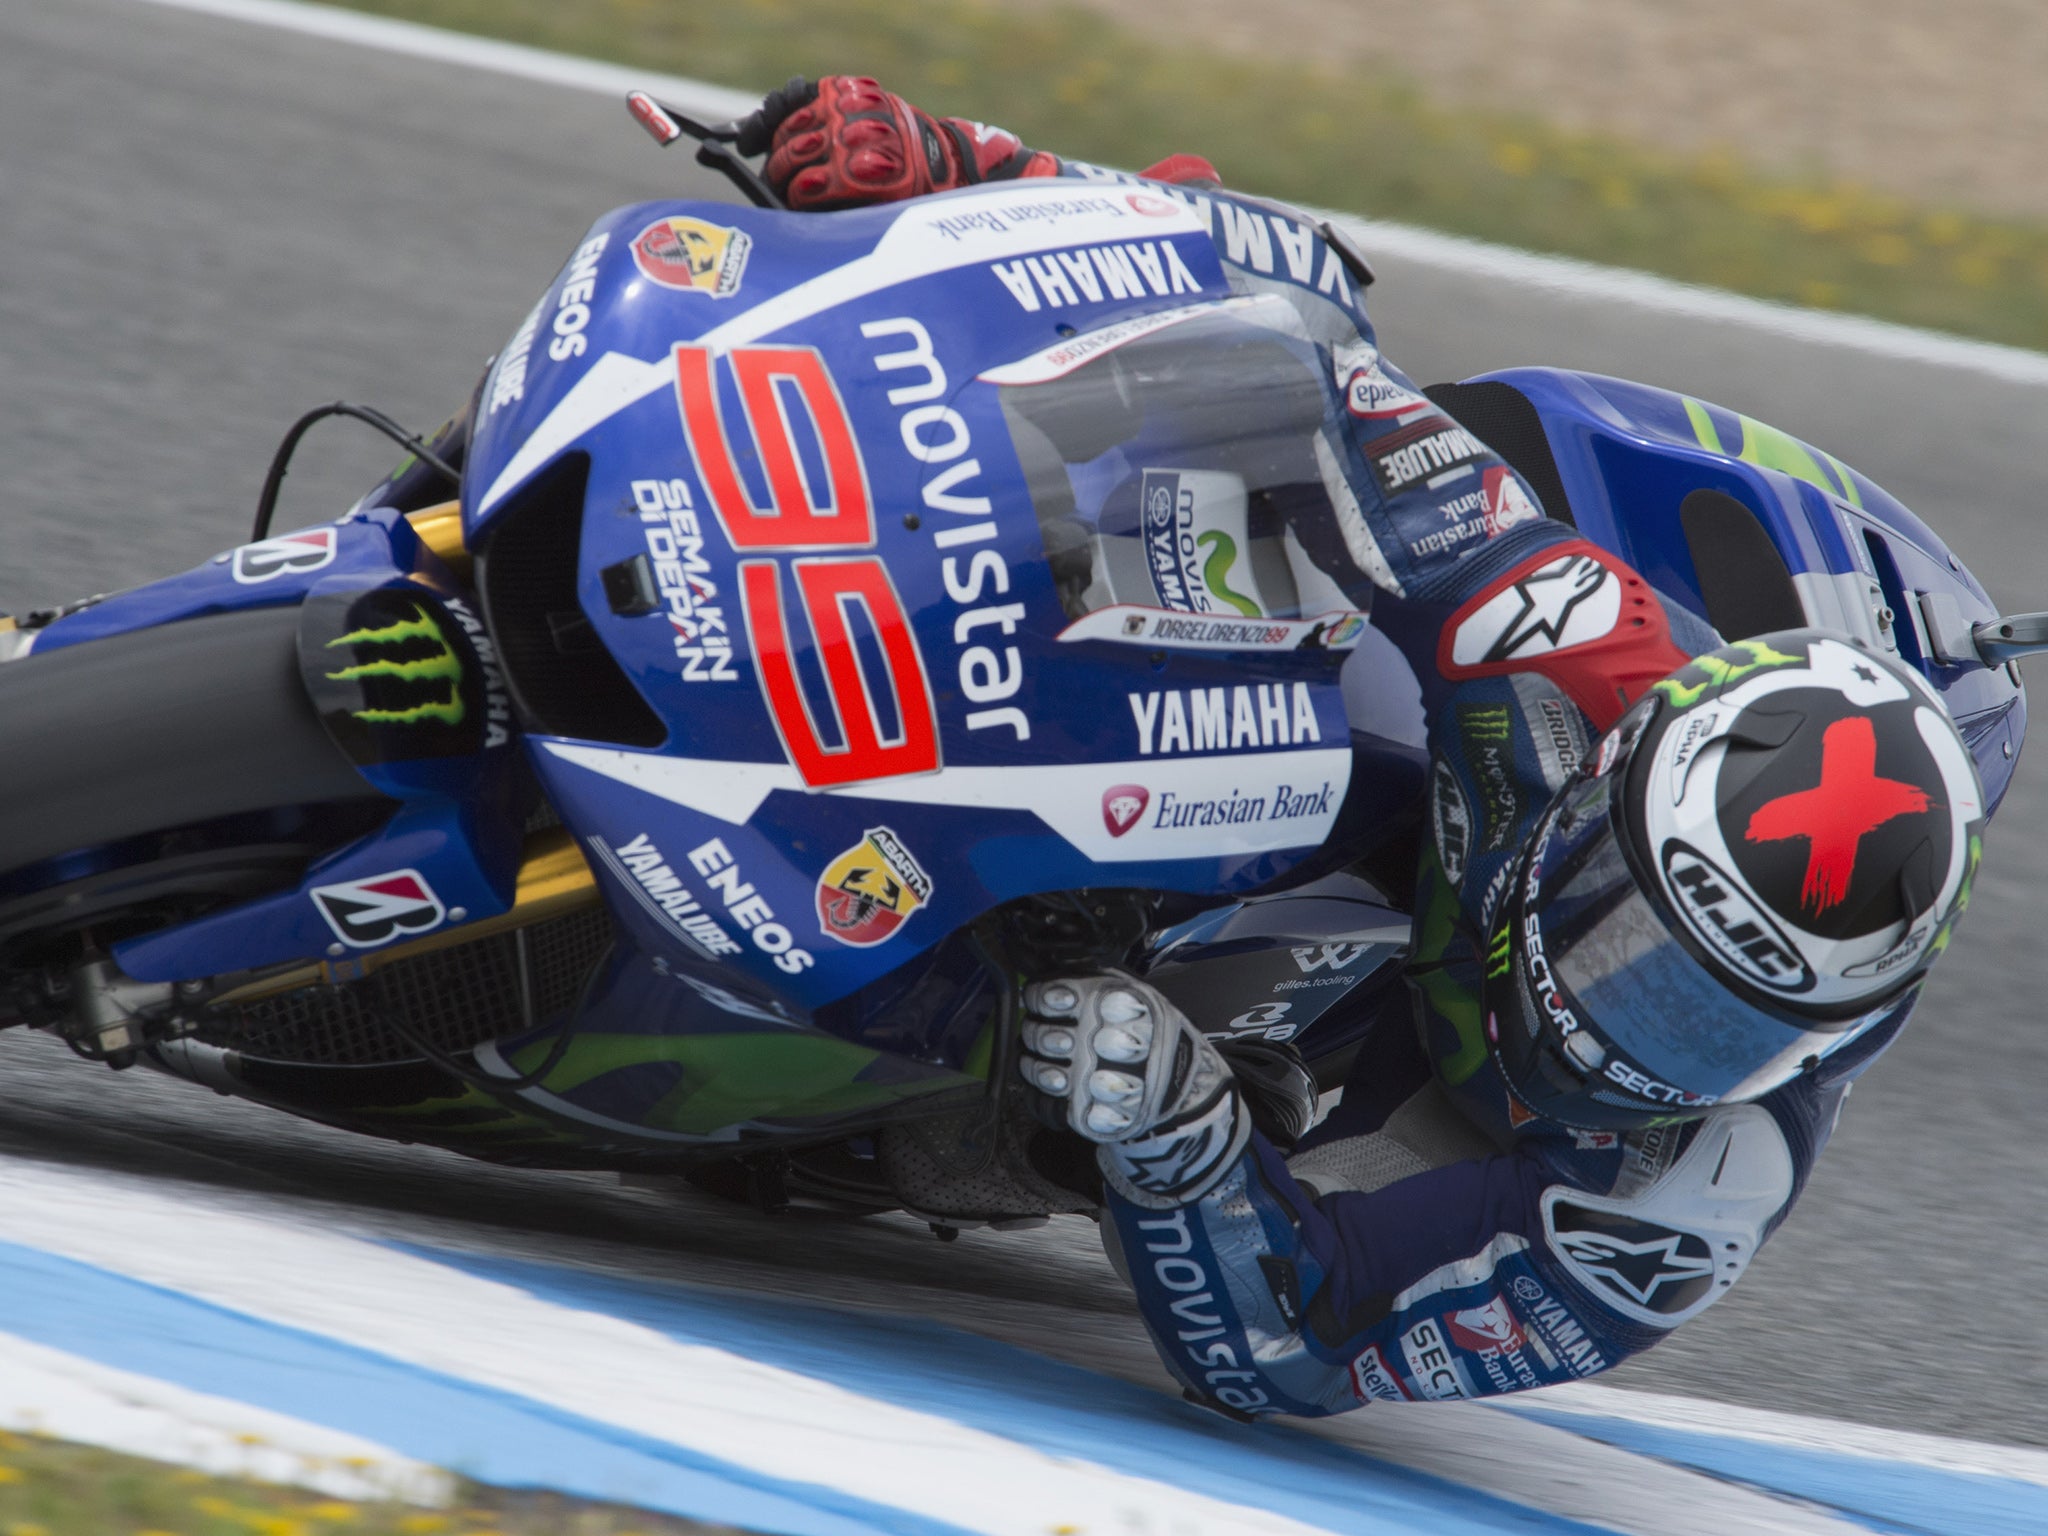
[325,604,466,726]
[1487,924,1513,978]
[1652,638,1802,710]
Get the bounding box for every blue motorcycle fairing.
[98,550,524,981]
[1463,367,2026,808]
[8,178,2024,1158]
[466,186,1374,1017]
[26,508,457,655]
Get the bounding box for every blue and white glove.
[1018,973,1248,1211]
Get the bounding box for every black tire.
[0,604,380,878]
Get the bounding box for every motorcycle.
[0,97,2035,1230]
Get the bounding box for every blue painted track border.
[1504,1405,2048,1536]
[0,1239,977,1536]
[406,1243,1611,1536]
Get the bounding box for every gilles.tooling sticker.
[817,826,933,947]
[631,215,751,297]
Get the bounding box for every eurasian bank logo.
[324,603,466,727]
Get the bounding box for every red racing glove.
[737,75,1060,210]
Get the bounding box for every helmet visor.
[1502,773,1864,1126]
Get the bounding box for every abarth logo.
[817,827,933,947]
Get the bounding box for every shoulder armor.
[1539,1104,1794,1328]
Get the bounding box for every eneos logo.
[632,215,751,297]
[816,827,934,948]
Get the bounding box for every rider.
[740,78,1988,1413]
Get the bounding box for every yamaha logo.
[1661,842,1814,994]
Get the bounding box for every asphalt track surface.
[1,0,2044,1453]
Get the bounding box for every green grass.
[0,1430,741,1536]
[333,0,2048,351]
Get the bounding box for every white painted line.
[128,0,2048,387]
[1507,1380,2048,1488]
[0,1159,1352,1536]
[0,1332,454,1505]
[129,0,763,120]
[1320,211,2048,387]
[1302,1401,1874,1536]
[0,1155,1924,1536]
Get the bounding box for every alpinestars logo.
[1446,552,1625,674]
[1549,1204,1717,1317]
[311,870,446,949]
[324,603,465,727]
[1483,556,1614,662]
[232,528,337,584]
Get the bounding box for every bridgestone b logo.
[311,870,446,949]
[324,603,465,727]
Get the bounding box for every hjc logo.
[1102,784,1150,837]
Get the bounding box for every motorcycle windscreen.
[996,301,1369,624]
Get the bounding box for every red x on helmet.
[1486,630,1985,1131]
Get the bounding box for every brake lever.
[626,90,786,211]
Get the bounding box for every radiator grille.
[205,905,614,1066]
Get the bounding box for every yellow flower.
[1791,197,1846,235]
[1950,251,2001,287]
[1596,175,1635,209]
[1921,211,1967,246]
[1492,142,1537,176]
[1859,233,1913,266]
[0,1469,20,1485]
[396,1518,451,1535]
[6,1524,50,1536]
[304,1504,359,1523]
[1799,280,1840,309]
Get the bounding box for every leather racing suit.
[1062,170,1902,1415]
[754,82,1907,1414]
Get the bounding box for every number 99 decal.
[675,344,941,789]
